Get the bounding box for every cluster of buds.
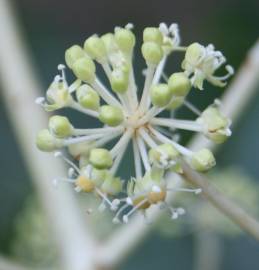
[36,23,233,223]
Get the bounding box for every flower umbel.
[36,23,233,223]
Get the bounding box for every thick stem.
[181,160,259,241]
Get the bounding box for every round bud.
[89,148,113,169]
[36,129,60,152]
[76,176,95,193]
[101,174,122,195]
[166,96,185,110]
[151,84,172,107]
[141,42,163,65]
[168,72,191,96]
[114,28,136,53]
[185,42,205,65]
[99,105,124,126]
[190,148,216,172]
[101,33,117,53]
[143,27,163,45]
[110,68,129,93]
[68,141,94,158]
[84,35,107,62]
[76,84,100,110]
[72,57,96,83]
[65,45,85,68]
[48,115,73,138]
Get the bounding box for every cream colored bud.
[99,105,124,127]
[115,28,136,53]
[72,57,96,83]
[89,148,113,169]
[185,42,205,65]
[110,68,129,93]
[151,84,172,107]
[49,115,73,138]
[141,42,163,65]
[84,35,107,62]
[76,84,100,110]
[190,148,216,172]
[65,45,85,68]
[36,129,61,152]
[168,72,191,96]
[143,27,163,45]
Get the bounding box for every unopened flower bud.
[76,84,100,110]
[89,148,113,169]
[65,45,85,68]
[72,57,96,83]
[115,28,136,53]
[151,84,172,107]
[168,72,191,96]
[99,105,124,126]
[101,174,122,195]
[68,141,94,158]
[110,68,129,93]
[101,33,117,54]
[84,35,107,62]
[143,27,163,45]
[36,129,62,152]
[49,115,73,138]
[190,148,216,172]
[141,42,163,65]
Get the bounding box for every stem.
[69,101,99,118]
[181,160,259,241]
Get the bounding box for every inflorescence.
[36,23,233,223]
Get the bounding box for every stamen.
[95,188,116,211]
[54,151,80,174]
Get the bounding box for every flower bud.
[76,84,100,110]
[99,105,124,126]
[89,148,113,169]
[68,141,94,159]
[65,45,85,68]
[36,129,62,152]
[166,96,185,110]
[72,57,96,83]
[76,175,95,192]
[90,168,107,187]
[190,148,216,172]
[110,68,129,93]
[141,42,163,65]
[149,143,179,169]
[143,27,163,45]
[198,106,231,144]
[115,28,136,53]
[84,35,107,62]
[101,174,122,195]
[185,42,205,65]
[48,115,73,138]
[101,33,117,54]
[151,83,172,107]
[168,72,191,96]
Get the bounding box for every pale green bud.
[168,72,191,96]
[101,33,117,54]
[48,115,73,138]
[149,143,179,168]
[199,106,231,144]
[91,168,107,187]
[141,42,163,65]
[166,96,185,110]
[99,105,124,126]
[143,27,163,45]
[89,148,113,169]
[72,57,96,83]
[84,35,107,62]
[110,68,129,93]
[76,84,100,110]
[65,45,85,68]
[68,141,95,158]
[115,28,136,53]
[151,83,172,107]
[101,174,122,195]
[36,129,62,152]
[185,42,205,65]
[190,148,216,172]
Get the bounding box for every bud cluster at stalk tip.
[36,23,233,223]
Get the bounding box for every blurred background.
[0,0,259,269]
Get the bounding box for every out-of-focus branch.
[0,1,96,270]
[181,161,259,241]
[98,40,259,267]
[0,256,52,270]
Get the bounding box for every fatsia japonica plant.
[35,23,233,223]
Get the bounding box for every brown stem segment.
[181,160,259,241]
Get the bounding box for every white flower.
[36,23,233,223]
